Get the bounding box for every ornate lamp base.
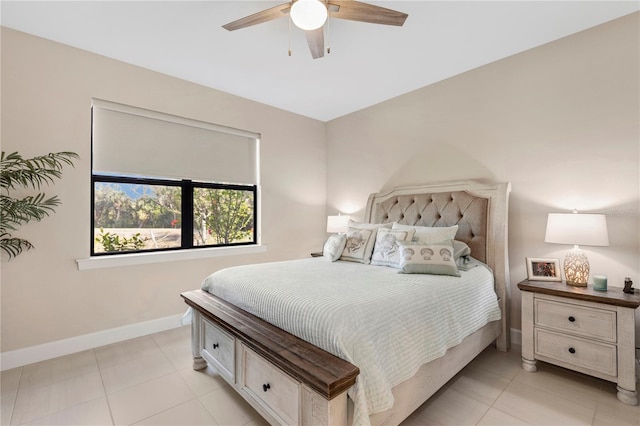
[564,247,589,287]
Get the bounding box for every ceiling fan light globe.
[290,0,327,31]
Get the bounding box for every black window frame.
[91,174,257,256]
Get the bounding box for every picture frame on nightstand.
[526,257,561,281]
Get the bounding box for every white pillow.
[371,228,416,268]
[397,240,461,277]
[348,219,393,230]
[392,223,458,244]
[323,234,347,262]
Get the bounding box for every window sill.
[76,245,267,271]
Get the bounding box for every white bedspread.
[201,258,501,425]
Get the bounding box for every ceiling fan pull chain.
[326,6,331,54]
[288,9,292,56]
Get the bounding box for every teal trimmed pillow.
[397,240,461,277]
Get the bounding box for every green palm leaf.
[1,151,78,259]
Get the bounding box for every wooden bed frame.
[182,180,511,425]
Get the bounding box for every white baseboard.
[0,314,184,371]
[0,320,525,371]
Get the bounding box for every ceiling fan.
[222,0,408,59]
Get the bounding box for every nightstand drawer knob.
[568,347,576,354]
[568,316,576,322]
[263,383,271,392]
[212,343,219,349]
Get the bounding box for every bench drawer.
[241,345,300,425]
[201,318,235,382]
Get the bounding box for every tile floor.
[1,326,638,425]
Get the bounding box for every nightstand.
[518,279,640,405]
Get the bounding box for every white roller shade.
[92,99,259,185]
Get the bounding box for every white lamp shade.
[326,215,350,233]
[544,213,609,247]
[290,0,327,30]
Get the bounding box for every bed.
[181,180,511,425]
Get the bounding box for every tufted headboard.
[364,180,512,350]
[368,190,488,263]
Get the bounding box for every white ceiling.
[2,1,638,121]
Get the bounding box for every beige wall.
[2,12,639,355]
[326,13,640,336]
[0,28,327,352]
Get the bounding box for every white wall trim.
[76,244,267,270]
[0,320,525,372]
[0,314,184,371]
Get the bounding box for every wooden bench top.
[181,289,359,400]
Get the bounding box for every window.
[91,99,259,255]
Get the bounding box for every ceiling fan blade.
[222,3,291,31]
[328,1,408,26]
[305,28,325,59]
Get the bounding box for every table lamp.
[326,214,350,234]
[544,211,609,286]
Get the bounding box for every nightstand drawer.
[202,318,235,382]
[535,328,617,377]
[241,345,301,425]
[535,298,616,343]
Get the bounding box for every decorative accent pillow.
[456,255,478,271]
[339,220,393,264]
[397,240,461,277]
[371,228,416,268]
[452,240,471,259]
[340,227,377,264]
[452,240,478,271]
[392,223,459,244]
[323,233,347,262]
